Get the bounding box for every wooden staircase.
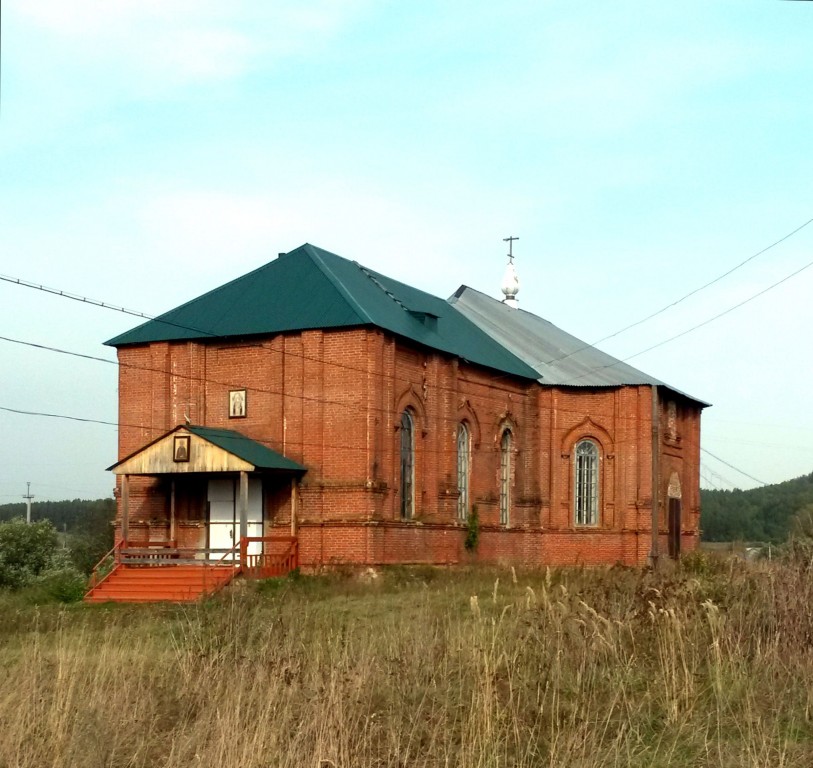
[85,564,238,603]
[84,537,298,604]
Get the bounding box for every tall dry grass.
[1,556,813,767]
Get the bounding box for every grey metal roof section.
[449,286,708,406]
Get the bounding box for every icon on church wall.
[173,435,190,463]
[229,389,247,418]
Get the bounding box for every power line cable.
[558,252,813,384]
[623,256,813,362]
[590,215,813,346]
[699,471,722,490]
[0,405,119,428]
[0,274,220,337]
[538,213,813,368]
[700,447,767,487]
[0,397,697,455]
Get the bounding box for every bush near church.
[0,518,86,600]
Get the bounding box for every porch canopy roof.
[108,425,307,476]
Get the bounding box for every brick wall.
[114,328,703,567]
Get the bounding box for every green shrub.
[0,518,59,590]
[31,565,88,603]
[68,531,115,575]
[464,505,479,551]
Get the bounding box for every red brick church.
[104,243,707,577]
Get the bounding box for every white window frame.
[457,423,470,520]
[400,410,415,519]
[574,439,599,526]
[499,429,512,526]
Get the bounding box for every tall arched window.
[499,429,512,526]
[400,410,415,519]
[574,439,599,526]
[457,423,470,520]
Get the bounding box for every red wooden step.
[84,564,238,603]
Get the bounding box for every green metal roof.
[105,244,539,380]
[186,426,306,472]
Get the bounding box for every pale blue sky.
[1,0,812,502]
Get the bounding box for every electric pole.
[23,482,34,524]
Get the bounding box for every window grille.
[499,430,512,525]
[400,410,415,519]
[457,423,470,520]
[574,439,599,526]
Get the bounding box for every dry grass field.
[1,554,813,767]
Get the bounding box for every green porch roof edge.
[104,243,539,381]
[187,426,306,472]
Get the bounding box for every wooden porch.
[84,535,299,603]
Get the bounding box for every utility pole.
[23,482,34,525]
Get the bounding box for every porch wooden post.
[170,479,176,544]
[239,471,249,565]
[290,477,297,537]
[122,474,130,545]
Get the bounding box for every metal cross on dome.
[503,235,519,263]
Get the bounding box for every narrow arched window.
[574,439,599,526]
[400,410,415,519]
[499,429,512,526]
[457,423,470,520]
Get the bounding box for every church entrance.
[666,471,682,560]
[207,477,263,560]
[668,498,681,559]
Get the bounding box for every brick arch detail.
[394,385,426,432]
[560,417,614,455]
[494,411,520,449]
[457,398,482,448]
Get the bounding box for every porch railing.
[111,536,298,578]
[120,538,178,564]
[120,546,237,565]
[241,536,298,579]
[86,539,124,594]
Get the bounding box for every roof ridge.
[355,263,412,314]
[302,244,377,326]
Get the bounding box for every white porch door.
[207,477,263,560]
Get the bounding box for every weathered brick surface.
[114,327,702,567]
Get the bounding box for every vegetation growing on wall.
[464,504,479,551]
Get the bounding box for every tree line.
[700,471,813,542]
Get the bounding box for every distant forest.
[0,497,115,532]
[701,471,813,542]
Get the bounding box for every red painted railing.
[240,536,298,579]
[86,536,297,599]
[86,539,124,595]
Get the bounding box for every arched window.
[574,439,599,526]
[499,429,512,526]
[400,410,415,519]
[457,423,470,520]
